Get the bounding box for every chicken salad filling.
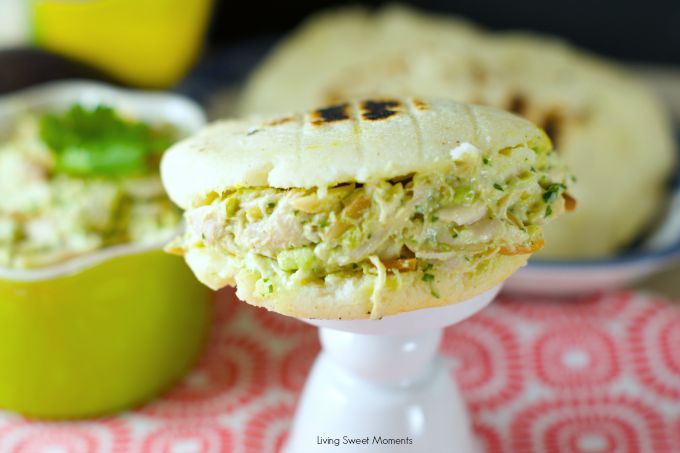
[0,105,182,269]
[172,141,572,296]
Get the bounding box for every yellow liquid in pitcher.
[32,0,213,88]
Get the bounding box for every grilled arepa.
[162,99,571,319]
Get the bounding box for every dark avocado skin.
[0,48,118,95]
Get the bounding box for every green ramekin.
[0,248,211,419]
[0,80,211,419]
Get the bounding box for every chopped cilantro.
[422,273,435,282]
[40,104,174,177]
[482,157,490,165]
[493,183,504,191]
[542,184,563,203]
[545,206,553,217]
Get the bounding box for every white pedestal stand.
[284,285,502,453]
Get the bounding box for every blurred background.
[209,0,680,64]
[1,0,679,94]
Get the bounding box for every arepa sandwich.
[161,98,573,319]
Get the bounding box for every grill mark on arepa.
[405,99,425,165]
[412,99,429,111]
[349,101,367,207]
[311,103,351,126]
[507,94,527,115]
[348,101,362,154]
[265,116,294,127]
[541,111,563,147]
[360,100,403,121]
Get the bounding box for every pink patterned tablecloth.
[0,289,679,453]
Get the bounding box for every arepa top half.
[161,98,550,209]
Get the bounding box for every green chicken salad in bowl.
[0,81,210,419]
[0,103,182,269]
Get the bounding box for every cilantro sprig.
[542,183,567,203]
[40,104,174,177]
